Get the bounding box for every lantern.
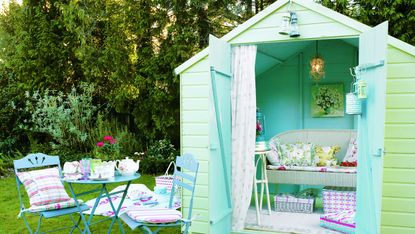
[289,12,300,37]
[279,13,291,35]
[256,109,266,142]
[310,41,325,82]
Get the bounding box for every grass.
[0,174,180,233]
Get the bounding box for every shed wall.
[178,1,415,233]
[229,3,360,45]
[180,57,210,233]
[381,46,415,234]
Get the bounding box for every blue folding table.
[65,174,140,234]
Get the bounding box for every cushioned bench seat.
[266,129,357,187]
[267,170,356,187]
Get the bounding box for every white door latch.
[373,148,385,157]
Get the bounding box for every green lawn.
[0,175,180,233]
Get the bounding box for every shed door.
[208,35,232,233]
[356,22,388,234]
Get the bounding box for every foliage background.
[0,0,414,174]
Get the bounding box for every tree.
[318,0,415,46]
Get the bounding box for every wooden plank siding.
[381,46,415,234]
[180,58,211,233]
[229,3,360,45]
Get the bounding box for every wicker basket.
[274,194,314,213]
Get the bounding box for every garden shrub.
[139,139,178,175]
[24,83,97,154]
[0,151,23,176]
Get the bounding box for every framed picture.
[311,83,344,117]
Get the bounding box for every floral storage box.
[274,194,314,213]
[322,186,356,214]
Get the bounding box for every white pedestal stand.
[253,149,272,225]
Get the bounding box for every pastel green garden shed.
[175,0,415,233]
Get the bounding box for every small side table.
[253,149,272,225]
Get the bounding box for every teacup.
[63,161,80,174]
[91,162,115,178]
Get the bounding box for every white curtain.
[231,45,257,231]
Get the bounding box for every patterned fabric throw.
[126,207,182,223]
[27,198,82,213]
[17,167,71,206]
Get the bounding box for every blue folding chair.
[121,153,199,234]
[14,153,89,234]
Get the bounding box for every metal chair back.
[169,153,199,227]
[13,153,84,234]
[14,153,62,212]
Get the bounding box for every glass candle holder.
[256,109,266,142]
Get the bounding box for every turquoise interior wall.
[255,39,358,194]
[257,39,358,140]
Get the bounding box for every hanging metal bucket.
[346,92,361,115]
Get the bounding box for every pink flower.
[109,139,116,145]
[103,135,113,142]
[96,142,104,147]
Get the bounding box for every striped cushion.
[27,198,82,213]
[126,208,182,223]
[17,167,71,206]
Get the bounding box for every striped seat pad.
[17,167,71,206]
[320,210,356,234]
[27,198,83,213]
[126,208,182,223]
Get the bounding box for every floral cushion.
[126,207,182,223]
[27,198,82,213]
[17,167,71,206]
[279,143,314,166]
[266,139,282,165]
[343,138,358,163]
[314,146,340,167]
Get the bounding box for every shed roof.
[175,0,415,75]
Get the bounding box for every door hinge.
[209,143,218,150]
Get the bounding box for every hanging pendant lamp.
[310,41,325,82]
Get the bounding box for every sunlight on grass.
[0,175,180,233]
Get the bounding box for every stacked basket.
[274,194,314,213]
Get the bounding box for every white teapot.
[116,157,140,176]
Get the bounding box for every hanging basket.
[345,93,361,115]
